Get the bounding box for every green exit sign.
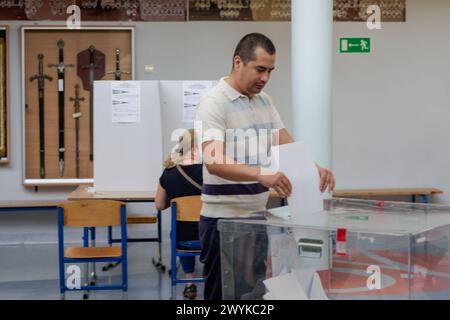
[340,38,371,53]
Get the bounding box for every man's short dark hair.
[232,33,276,67]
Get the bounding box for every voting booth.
[93,80,162,192]
[218,198,450,300]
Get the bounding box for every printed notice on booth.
[111,81,141,123]
[182,81,213,123]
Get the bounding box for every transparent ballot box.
[218,199,450,300]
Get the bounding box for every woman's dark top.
[159,164,202,241]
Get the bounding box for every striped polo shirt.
[195,77,285,218]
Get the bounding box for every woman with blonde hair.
[155,128,202,299]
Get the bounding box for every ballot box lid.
[218,198,450,236]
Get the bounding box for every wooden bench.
[126,215,157,224]
[0,200,61,212]
[333,188,443,203]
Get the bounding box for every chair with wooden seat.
[170,195,205,299]
[58,200,127,300]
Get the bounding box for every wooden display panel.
[0,26,9,164]
[22,26,134,186]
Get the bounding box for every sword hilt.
[70,84,85,114]
[48,39,74,72]
[30,54,53,82]
[106,70,130,80]
[70,95,86,102]
[48,63,75,69]
[81,65,101,70]
[106,71,130,74]
[80,45,103,71]
[29,74,53,82]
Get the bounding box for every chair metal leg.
[102,261,121,271]
[152,240,166,273]
[152,211,166,272]
[152,256,166,273]
[90,227,97,285]
[84,262,90,299]
[171,284,176,300]
[103,226,124,271]
[103,226,118,271]
[108,226,113,246]
[90,268,97,285]
[85,262,89,286]
[103,226,117,274]
[168,261,180,277]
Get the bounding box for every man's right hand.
[257,172,292,198]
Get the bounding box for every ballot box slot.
[298,238,324,259]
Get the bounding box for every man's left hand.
[318,166,335,193]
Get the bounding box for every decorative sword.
[77,45,105,162]
[30,54,52,179]
[106,48,130,80]
[49,39,74,177]
[69,84,85,179]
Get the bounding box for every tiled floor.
[0,242,204,300]
[0,211,204,300]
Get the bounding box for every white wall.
[333,0,450,203]
[1,0,450,205]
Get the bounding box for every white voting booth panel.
[93,81,162,192]
[158,80,217,158]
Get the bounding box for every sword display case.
[0,26,9,164]
[22,26,134,186]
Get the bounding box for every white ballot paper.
[291,269,329,300]
[309,272,329,300]
[270,141,323,223]
[263,272,309,300]
[263,270,328,300]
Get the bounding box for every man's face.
[234,47,276,97]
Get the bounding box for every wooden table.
[333,188,443,203]
[68,184,156,202]
[0,200,62,212]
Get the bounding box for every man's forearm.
[203,140,260,182]
[207,128,294,181]
[277,128,294,145]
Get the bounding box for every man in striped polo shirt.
[195,33,335,300]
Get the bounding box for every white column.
[292,0,333,169]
